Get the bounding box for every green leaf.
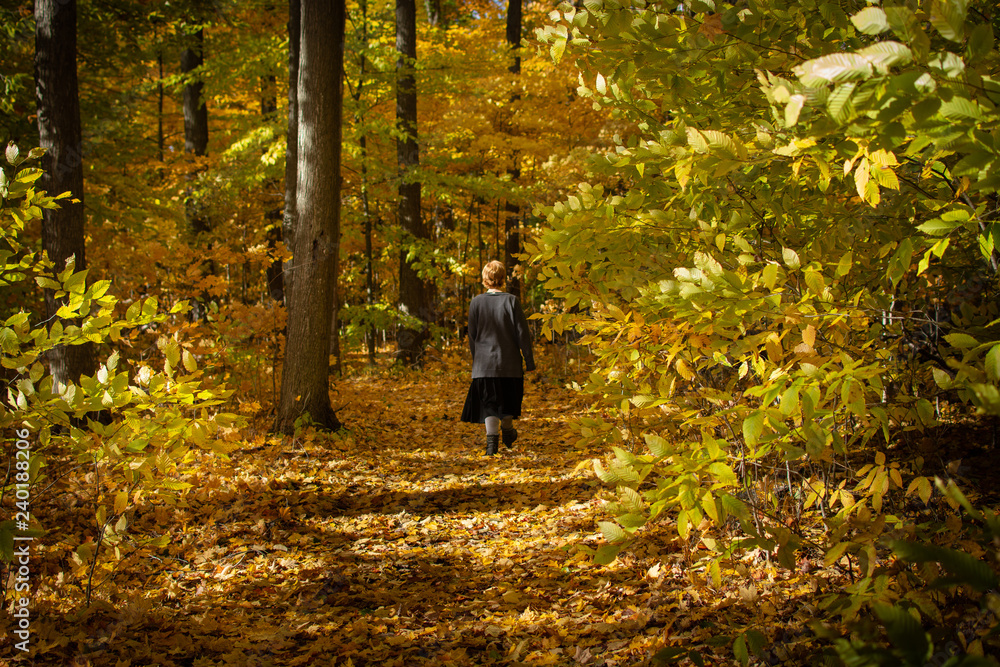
[891,540,999,591]
[141,297,159,319]
[550,35,567,63]
[782,247,800,270]
[929,0,969,42]
[785,95,805,127]
[594,459,620,484]
[35,276,61,290]
[851,7,889,35]
[944,332,978,349]
[594,543,622,565]
[967,22,995,62]
[125,300,142,321]
[794,53,873,87]
[873,603,930,665]
[911,97,941,124]
[762,263,779,290]
[707,462,737,485]
[986,345,1000,381]
[824,540,850,567]
[617,512,646,529]
[645,433,669,457]
[932,367,953,389]
[733,634,749,667]
[826,84,855,122]
[742,411,764,445]
[745,629,766,657]
[885,5,922,43]
[856,41,912,71]
[916,217,963,235]
[940,96,982,121]
[780,385,800,417]
[0,327,18,354]
[836,251,853,276]
[599,521,629,544]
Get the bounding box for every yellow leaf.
[765,333,783,362]
[854,157,870,198]
[802,324,816,348]
[114,490,129,514]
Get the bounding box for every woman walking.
[461,260,535,456]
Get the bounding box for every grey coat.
[468,291,535,378]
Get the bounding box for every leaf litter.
[7,346,835,666]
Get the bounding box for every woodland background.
[2,0,1000,664]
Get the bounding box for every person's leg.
[485,416,500,456]
[485,416,500,435]
[501,415,517,448]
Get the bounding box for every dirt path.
[18,347,710,666]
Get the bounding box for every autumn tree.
[181,27,209,158]
[503,0,523,301]
[276,0,346,434]
[279,0,301,303]
[534,0,1000,660]
[34,0,94,386]
[395,0,434,364]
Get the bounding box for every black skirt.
[460,377,524,423]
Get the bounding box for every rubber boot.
[501,427,518,449]
[486,433,500,456]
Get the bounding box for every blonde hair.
[482,260,506,289]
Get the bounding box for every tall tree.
[34,0,94,387]
[181,27,209,157]
[281,0,301,303]
[505,0,521,75]
[424,0,442,26]
[395,0,433,364]
[276,0,345,434]
[503,0,522,301]
[181,24,210,269]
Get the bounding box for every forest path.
[30,346,716,666]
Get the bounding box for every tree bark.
[503,0,523,301]
[157,49,164,162]
[396,0,433,365]
[181,28,209,157]
[276,0,345,434]
[34,0,95,387]
[506,0,522,75]
[282,0,301,304]
[424,0,442,26]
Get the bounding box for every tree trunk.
[352,0,378,365]
[181,28,209,157]
[282,0,301,304]
[261,12,281,302]
[34,0,95,388]
[396,0,433,365]
[506,0,522,75]
[157,49,164,162]
[424,0,442,26]
[363,150,377,365]
[261,74,278,118]
[503,0,522,301]
[276,0,345,434]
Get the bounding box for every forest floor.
[11,346,849,665]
